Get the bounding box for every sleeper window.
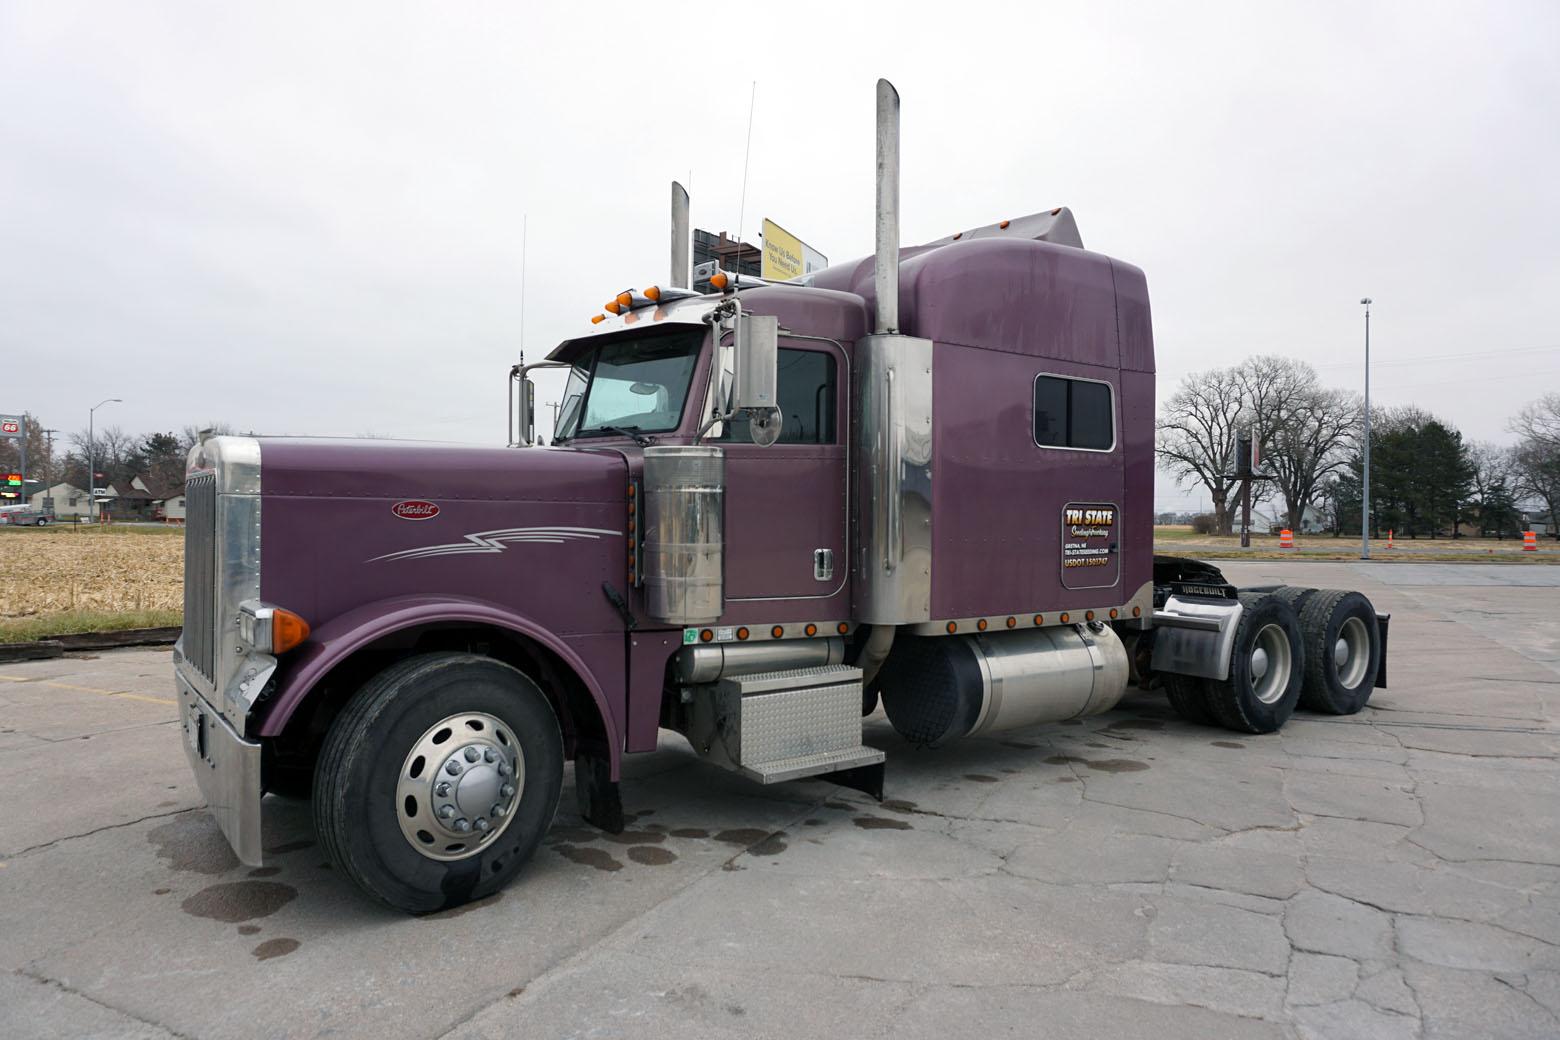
[1033,375,1114,451]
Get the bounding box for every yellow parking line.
[0,674,176,706]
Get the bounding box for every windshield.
[555,329,704,440]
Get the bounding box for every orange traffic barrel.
[1524,531,1538,552]
[1279,529,1294,549]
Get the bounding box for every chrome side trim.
[856,334,933,624]
[906,581,1155,638]
[178,673,264,866]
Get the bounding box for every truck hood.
[255,438,631,638]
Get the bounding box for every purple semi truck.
[175,81,1387,912]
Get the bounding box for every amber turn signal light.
[272,608,311,654]
[710,270,729,291]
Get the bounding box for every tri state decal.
[1061,502,1120,590]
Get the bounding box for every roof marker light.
[645,286,661,302]
[590,314,607,324]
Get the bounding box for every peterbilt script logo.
[368,527,621,563]
[391,500,440,521]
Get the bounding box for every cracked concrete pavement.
[1,561,1558,1038]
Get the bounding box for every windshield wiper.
[573,425,653,447]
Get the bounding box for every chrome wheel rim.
[1335,616,1371,689]
[396,712,524,862]
[1250,623,1292,705]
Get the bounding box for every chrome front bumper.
[177,669,264,866]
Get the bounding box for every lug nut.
[445,760,462,776]
[438,804,456,820]
[435,782,450,797]
[484,748,496,763]
[500,783,515,799]
[491,804,507,817]
[464,746,480,763]
[496,763,510,778]
[474,818,490,832]
[453,818,471,833]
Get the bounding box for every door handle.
[814,548,834,582]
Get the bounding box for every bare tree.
[1511,393,1560,454]
[1157,367,1246,535]
[1231,358,1362,530]
[1468,442,1522,538]
[1511,397,1560,539]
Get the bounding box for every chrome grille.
[183,471,217,683]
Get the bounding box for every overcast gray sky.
[3,2,1556,510]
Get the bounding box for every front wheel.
[314,653,563,913]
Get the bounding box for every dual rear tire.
[1164,588,1380,733]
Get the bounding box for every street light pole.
[87,398,121,522]
[1360,299,1372,560]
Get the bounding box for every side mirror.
[733,313,778,413]
[518,377,536,446]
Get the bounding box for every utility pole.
[88,398,122,521]
[1360,298,1372,560]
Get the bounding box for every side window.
[1034,374,1114,451]
[719,348,838,444]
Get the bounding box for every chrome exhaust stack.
[856,79,932,626]
[671,181,690,289]
[873,79,900,334]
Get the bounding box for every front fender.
[254,593,622,777]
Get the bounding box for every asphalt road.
[2,561,1558,1039]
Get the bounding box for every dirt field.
[0,525,183,624]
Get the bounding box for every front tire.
[314,653,563,913]
[1204,593,1305,734]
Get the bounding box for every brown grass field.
[0,525,184,640]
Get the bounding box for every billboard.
[760,219,827,282]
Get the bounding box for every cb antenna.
[735,81,757,260]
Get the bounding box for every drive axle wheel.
[314,653,563,913]
[1164,673,1217,726]
[1294,589,1380,715]
[1204,593,1304,734]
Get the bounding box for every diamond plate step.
[740,745,886,785]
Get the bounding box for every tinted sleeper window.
[1033,375,1114,451]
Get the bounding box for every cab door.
[717,339,849,615]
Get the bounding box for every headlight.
[238,600,312,655]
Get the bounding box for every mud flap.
[574,750,624,834]
[820,760,885,801]
[1375,613,1390,688]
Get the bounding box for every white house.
[30,482,90,519]
[1255,504,1327,535]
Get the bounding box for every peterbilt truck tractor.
[175,80,1388,912]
